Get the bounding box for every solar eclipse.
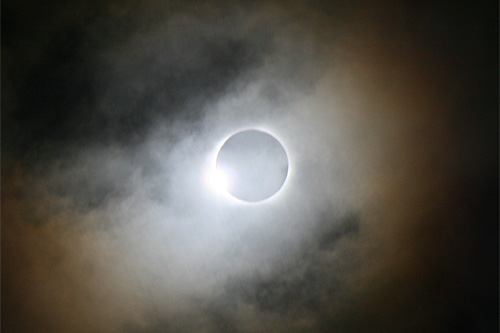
[214,130,288,202]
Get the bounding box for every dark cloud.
[3,0,498,332]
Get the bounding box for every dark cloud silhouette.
[3,0,498,332]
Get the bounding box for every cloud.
[3,1,497,332]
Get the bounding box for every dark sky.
[2,1,498,332]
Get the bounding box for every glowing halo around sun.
[207,129,289,203]
[207,169,229,193]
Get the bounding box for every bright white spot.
[207,169,229,194]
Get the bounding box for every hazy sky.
[2,1,498,332]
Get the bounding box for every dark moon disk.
[216,130,289,202]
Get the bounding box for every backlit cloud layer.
[3,1,497,332]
